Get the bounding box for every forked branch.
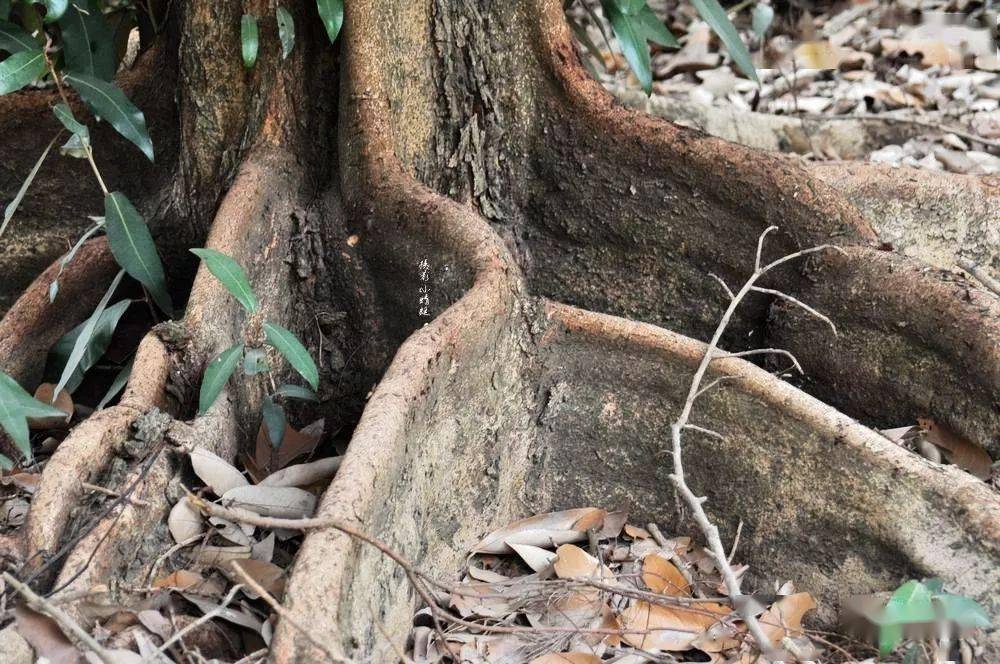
[668,227,843,658]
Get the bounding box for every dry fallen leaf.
[14,605,80,664]
[167,497,205,543]
[881,38,962,68]
[473,508,608,554]
[620,600,730,652]
[258,456,342,488]
[221,485,316,519]
[530,654,601,664]
[153,569,207,591]
[510,542,557,573]
[553,544,603,579]
[0,472,40,494]
[28,384,73,430]
[918,418,993,480]
[190,448,248,496]
[624,524,650,539]
[642,554,690,596]
[246,419,325,481]
[225,559,286,600]
[757,592,816,643]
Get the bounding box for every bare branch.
[3,572,118,664]
[712,348,804,374]
[751,286,838,336]
[755,225,779,272]
[709,273,734,300]
[683,424,726,440]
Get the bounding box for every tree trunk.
[0,0,997,660]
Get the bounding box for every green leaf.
[690,0,758,83]
[274,383,319,402]
[316,0,343,44]
[65,72,154,160]
[50,221,103,302]
[199,343,244,414]
[96,356,133,410]
[0,1,10,21]
[877,580,935,655]
[59,132,89,158]
[635,5,677,47]
[567,16,604,76]
[48,299,132,393]
[262,396,285,447]
[241,14,258,68]
[276,6,294,59]
[190,248,259,313]
[104,192,173,315]
[59,0,116,80]
[602,0,651,94]
[0,48,46,95]
[53,269,125,398]
[243,347,269,375]
[53,102,89,139]
[0,371,66,460]
[263,322,318,390]
[1,132,58,238]
[0,454,12,471]
[934,594,991,629]
[0,20,37,53]
[751,3,774,40]
[37,0,68,23]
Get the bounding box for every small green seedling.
[875,579,990,657]
[191,249,320,447]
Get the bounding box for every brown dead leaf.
[14,605,80,664]
[258,456,342,488]
[0,472,40,493]
[221,485,316,519]
[190,448,248,496]
[918,418,993,480]
[624,524,650,539]
[473,508,608,554]
[225,559,286,600]
[28,384,73,430]
[620,600,730,652]
[167,497,205,543]
[530,654,602,664]
[642,554,690,596]
[152,570,223,596]
[757,592,816,643]
[882,39,962,68]
[246,419,325,481]
[553,544,602,579]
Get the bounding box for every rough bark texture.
[0,0,997,661]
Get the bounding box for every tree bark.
[0,0,997,660]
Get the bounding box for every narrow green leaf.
[602,1,651,94]
[0,20,36,53]
[0,48,46,95]
[1,133,58,238]
[635,5,677,48]
[53,102,89,139]
[48,299,132,393]
[241,14,258,68]
[751,3,774,40]
[0,454,12,471]
[65,72,154,161]
[104,192,173,315]
[59,132,89,158]
[59,0,116,80]
[316,0,343,44]
[276,7,294,59]
[0,372,65,460]
[243,347,270,375]
[54,269,125,398]
[37,0,68,23]
[275,383,319,402]
[0,1,11,21]
[690,0,758,83]
[190,248,259,313]
[567,16,604,75]
[96,356,134,409]
[883,581,935,625]
[199,343,244,414]
[878,623,902,657]
[263,322,318,390]
[50,222,103,302]
[262,396,285,447]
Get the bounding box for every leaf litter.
[407,507,823,663]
